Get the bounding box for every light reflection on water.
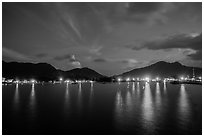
[89,82,94,109]
[78,83,82,114]
[3,82,201,134]
[27,83,36,131]
[64,83,70,115]
[14,83,19,110]
[163,82,167,93]
[142,82,154,133]
[178,84,190,127]
[136,82,140,98]
[127,82,130,89]
[65,83,69,103]
[155,83,161,109]
[126,89,132,113]
[115,86,123,119]
[132,82,135,94]
[29,84,36,117]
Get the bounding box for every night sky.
[2,2,202,76]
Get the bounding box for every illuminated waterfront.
[3,82,201,135]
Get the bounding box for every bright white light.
[90,80,94,83]
[15,80,19,83]
[117,78,121,82]
[132,78,135,81]
[65,80,70,83]
[31,79,35,83]
[145,77,150,82]
[156,77,159,81]
[126,78,130,82]
[59,77,63,81]
[180,77,184,80]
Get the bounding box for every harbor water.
[2,82,202,135]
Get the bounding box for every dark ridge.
[2,60,202,81]
[2,61,105,81]
[115,61,201,79]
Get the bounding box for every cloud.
[120,59,150,70]
[121,59,138,64]
[129,33,202,60]
[54,54,81,68]
[104,2,172,25]
[125,2,201,25]
[93,58,107,62]
[143,33,201,50]
[187,50,202,60]
[71,61,81,68]
[67,16,82,39]
[127,2,162,14]
[69,55,81,68]
[92,57,139,68]
[2,47,31,61]
[93,57,143,68]
[120,59,139,68]
[89,46,103,56]
[35,53,47,58]
[54,54,73,61]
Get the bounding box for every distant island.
[114,61,201,80]
[2,61,202,82]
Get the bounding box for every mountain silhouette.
[2,60,202,81]
[2,61,105,81]
[57,67,105,80]
[115,61,202,79]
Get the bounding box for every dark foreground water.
[2,82,202,135]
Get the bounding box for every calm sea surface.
[2,82,202,135]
